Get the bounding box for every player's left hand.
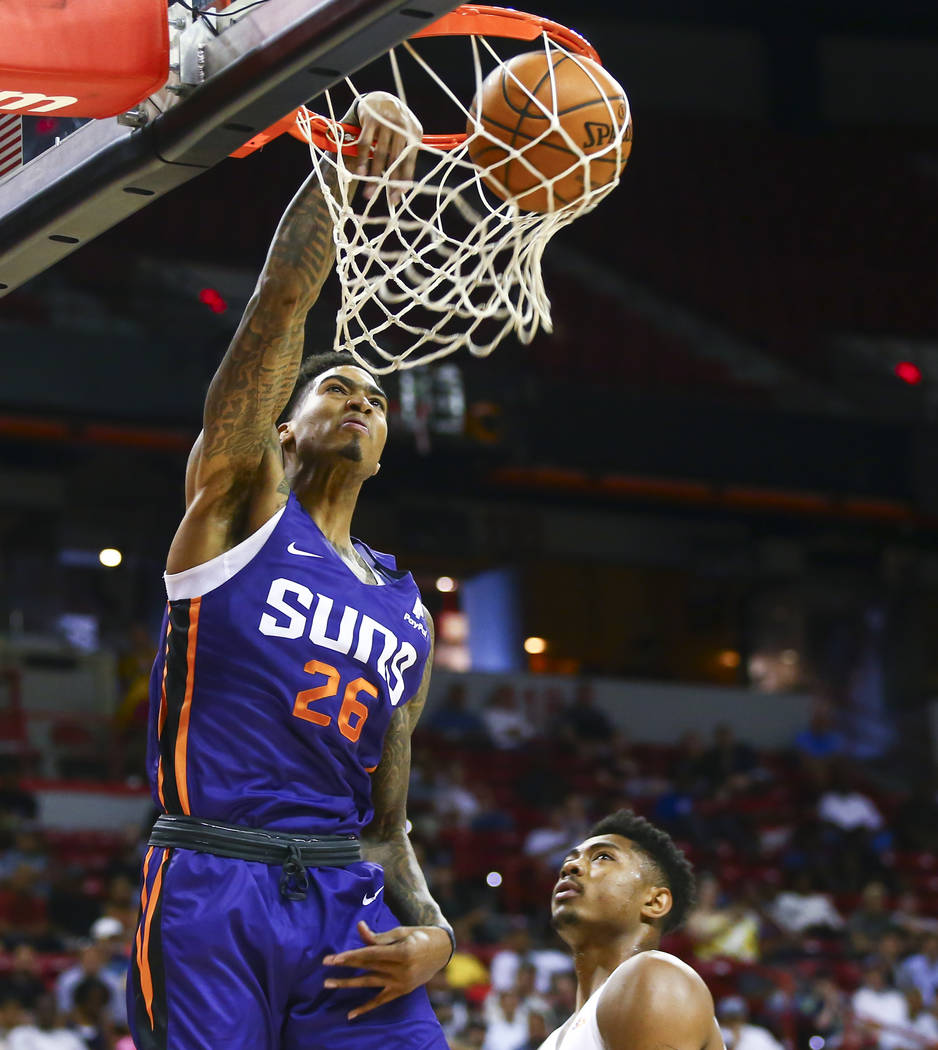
[322,920,452,1020]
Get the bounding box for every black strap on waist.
[149,814,362,901]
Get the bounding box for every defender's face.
[551,833,660,935]
[286,365,388,473]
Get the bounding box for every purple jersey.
[146,492,431,833]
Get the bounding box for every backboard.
[0,0,460,295]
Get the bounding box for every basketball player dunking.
[542,810,724,1050]
[128,94,454,1050]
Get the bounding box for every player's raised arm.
[170,93,422,573]
[597,954,724,1050]
[321,614,455,1019]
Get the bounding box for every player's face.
[286,365,388,474]
[550,834,670,939]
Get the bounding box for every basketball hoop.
[295,4,632,373]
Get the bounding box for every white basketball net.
[296,29,630,374]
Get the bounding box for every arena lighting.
[808,1038,825,1050]
[717,649,741,669]
[435,576,457,592]
[895,361,922,385]
[98,548,122,567]
[198,287,228,314]
[486,871,503,888]
[524,636,548,655]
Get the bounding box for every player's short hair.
[281,351,382,422]
[586,809,695,933]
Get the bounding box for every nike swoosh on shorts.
[287,542,324,558]
[362,886,384,905]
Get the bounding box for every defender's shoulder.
[596,950,714,1049]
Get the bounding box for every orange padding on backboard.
[0,0,169,118]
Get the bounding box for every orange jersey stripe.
[173,596,201,816]
[140,848,170,1029]
[156,621,171,809]
[135,846,155,979]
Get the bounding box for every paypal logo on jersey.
[258,578,418,705]
[404,597,429,639]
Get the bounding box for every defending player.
[128,94,453,1050]
[542,810,724,1050]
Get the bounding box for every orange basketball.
[467,50,632,213]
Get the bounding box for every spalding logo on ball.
[468,50,632,213]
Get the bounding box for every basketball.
[467,50,632,213]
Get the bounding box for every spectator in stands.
[513,962,550,1019]
[522,798,589,873]
[847,882,897,957]
[432,763,482,828]
[905,988,938,1050]
[97,877,136,938]
[443,945,490,992]
[717,996,784,1050]
[450,1019,487,1050]
[876,929,911,988]
[481,989,529,1050]
[0,993,28,1049]
[545,972,576,1028]
[519,1010,551,1050]
[651,770,706,847]
[767,871,844,937]
[425,971,469,1043]
[468,784,515,834]
[892,892,938,939]
[697,724,760,799]
[899,934,938,1006]
[55,919,126,1030]
[817,761,889,890]
[480,685,535,751]
[686,873,760,962]
[817,761,884,834]
[525,937,575,999]
[794,701,845,766]
[795,975,848,1049]
[67,977,112,1050]
[0,773,37,831]
[0,946,45,1013]
[0,863,50,946]
[426,863,494,946]
[550,682,614,757]
[425,682,489,747]
[851,961,910,1050]
[6,992,86,1050]
[489,924,531,993]
[45,865,100,943]
[0,829,49,888]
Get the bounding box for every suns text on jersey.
[258,577,418,705]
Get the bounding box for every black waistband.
[149,815,362,900]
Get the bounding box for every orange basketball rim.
[230,4,604,159]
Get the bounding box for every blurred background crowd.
[3,678,938,1050]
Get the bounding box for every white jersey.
[538,951,713,1050]
[538,975,607,1050]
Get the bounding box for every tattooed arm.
[322,615,454,1019]
[167,93,422,573]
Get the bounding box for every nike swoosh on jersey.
[362,886,384,905]
[287,542,324,558]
